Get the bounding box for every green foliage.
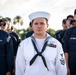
[0,15,3,19]
[47,28,56,36]
[15,28,56,40]
[13,15,23,26]
[15,28,30,40]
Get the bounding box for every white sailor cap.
[28,11,50,22]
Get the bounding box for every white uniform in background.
[15,34,67,75]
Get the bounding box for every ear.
[46,24,49,31]
[47,24,49,28]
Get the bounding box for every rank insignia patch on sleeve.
[60,54,65,65]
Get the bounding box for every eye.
[34,22,38,25]
[40,22,45,25]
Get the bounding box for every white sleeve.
[55,43,67,75]
[15,43,26,75]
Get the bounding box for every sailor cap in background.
[29,11,50,22]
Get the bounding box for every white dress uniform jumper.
[16,34,67,75]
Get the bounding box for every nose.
[37,24,42,27]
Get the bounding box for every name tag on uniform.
[70,37,76,40]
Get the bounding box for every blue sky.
[0,0,76,30]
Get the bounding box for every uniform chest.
[23,43,57,62]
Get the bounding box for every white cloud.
[0,0,76,30]
[0,0,8,4]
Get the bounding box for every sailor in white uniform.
[15,11,67,75]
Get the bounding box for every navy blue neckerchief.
[30,36,51,71]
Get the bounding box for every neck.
[34,33,47,39]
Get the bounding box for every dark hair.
[67,15,74,19]
[11,26,14,30]
[29,22,32,27]
[5,17,11,22]
[62,19,66,24]
[74,9,76,15]
[70,20,76,24]
[0,18,6,24]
